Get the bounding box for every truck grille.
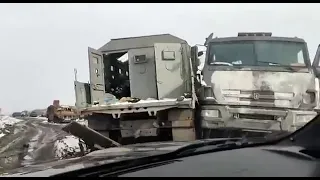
[238,113,275,121]
[222,89,294,107]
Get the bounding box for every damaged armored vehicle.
[74,34,197,144]
[72,32,320,145]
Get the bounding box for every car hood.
[3,140,202,177]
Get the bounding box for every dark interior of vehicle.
[103,52,130,99]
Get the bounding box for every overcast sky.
[0,3,319,114]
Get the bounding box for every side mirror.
[191,46,200,71]
[204,33,214,46]
[198,51,204,57]
[314,67,320,77]
[312,44,320,78]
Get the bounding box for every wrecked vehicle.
[11,112,22,118]
[46,100,79,123]
[55,105,80,121]
[73,32,320,145]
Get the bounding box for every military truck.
[74,34,197,143]
[74,33,320,144]
[199,32,320,138]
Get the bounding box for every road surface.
[0,117,69,173]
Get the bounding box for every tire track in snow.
[0,118,69,173]
[0,120,38,173]
[21,119,69,166]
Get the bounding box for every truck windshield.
[208,41,308,67]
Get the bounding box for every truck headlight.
[201,110,220,118]
[295,114,316,126]
[302,91,316,104]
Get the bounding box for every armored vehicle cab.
[199,32,320,137]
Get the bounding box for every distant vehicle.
[46,100,80,123]
[21,111,28,117]
[12,112,22,117]
[29,111,38,117]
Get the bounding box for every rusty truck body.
[47,100,80,123]
[74,32,320,144]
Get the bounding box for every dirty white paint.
[203,70,315,108]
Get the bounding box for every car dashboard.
[117,145,319,177]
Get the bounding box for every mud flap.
[169,109,196,141]
[62,121,121,149]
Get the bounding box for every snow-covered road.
[0,116,87,174]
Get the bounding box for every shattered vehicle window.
[208,41,307,66]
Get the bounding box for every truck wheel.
[202,129,211,139]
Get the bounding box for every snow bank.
[0,133,5,138]
[34,117,48,120]
[53,135,83,159]
[0,116,22,129]
[0,116,22,139]
[75,119,88,126]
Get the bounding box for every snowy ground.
[53,136,83,159]
[52,118,88,159]
[74,118,88,126]
[0,116,89,173]
[35,117,88,160]
[0,116,22,140]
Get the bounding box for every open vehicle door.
[128,48,158,99]
[312,44,320,110]
[312,44,320,78]
[191,46,199,75]
[88,47,105,104]
[154,43,184,99]
[74,81,91,108]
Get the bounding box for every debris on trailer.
[119,97,141,103]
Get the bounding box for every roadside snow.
[34,117,48,120]
[23,155,32,160]
[54,135,82,159]
[0,116,22,139]
[75,119,88,126]
[0,133,5,138]
[0,116,22,129]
